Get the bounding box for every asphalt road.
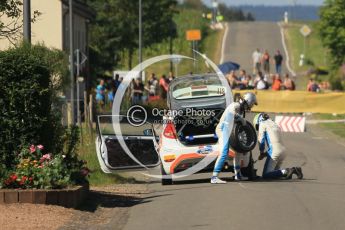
[222,21,286,74]
[119,22,345,230]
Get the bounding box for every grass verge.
[118,8,223,76]
[319,123,345,139]
[311,113,345,139]
[283,21,330,89]
[283,22,345,139]
[77,125,137,186]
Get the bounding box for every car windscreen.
[97,115,153,136]
[171,75,225,100]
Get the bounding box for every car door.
[95,115,160,173]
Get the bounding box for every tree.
[218,4,254,22]
[319,0,345,66]
[88,0,177,76]
[181,0,208,11]
[0,0,40,44]
[246,12,255,21]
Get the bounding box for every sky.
[202,0,324,6]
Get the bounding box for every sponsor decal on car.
[197,145,213,154]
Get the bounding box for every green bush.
[0,43,64,169]
[329,69,345,91]
[0,43,88,188]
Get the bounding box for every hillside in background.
[235,5,320,21]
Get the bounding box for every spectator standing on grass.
[168,71,175,83]
[274,50,283,74]
[283,74,295,90]
[96,79,106,109]
[147,73,158,97]
[252,48,262,74]
[159,75,169,99]
[112,74,121,97]
[272,74,282,91]
[262,50,270,74]
[132,78,144,105]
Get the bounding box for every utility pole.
[212,0,218,24]
[69,0,75,125]
[23,0,31,43]
[139,0,143,80]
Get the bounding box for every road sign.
[300,25,312,37]
[74,49,87,66]
[186,30,201,41]
[275,116,306,133]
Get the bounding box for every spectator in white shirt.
[252,48,262,74]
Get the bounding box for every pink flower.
[30,145,36,153]
[41,153,50,160]
[40,153,51,162]
[37,145,44,150]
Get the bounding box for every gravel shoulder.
[0,184,150,230]
[0,203,74,230]
[60,184,150,230]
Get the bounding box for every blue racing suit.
[213,102,244,177]
[258,119,286,178]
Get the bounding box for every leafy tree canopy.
[319,0,345,66]
[0,0,40,44]
[87,0,177,75]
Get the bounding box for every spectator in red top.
[159,75,169,99]
[262,50,270,74]
[272,74,282,91]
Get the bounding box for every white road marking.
[220,23,229,64]
[312,137,325,140]
[277,22,296,77]
[238,182,247,189]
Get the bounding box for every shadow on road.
[76,190,146,212]
[76,190,170,212]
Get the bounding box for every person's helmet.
[242,92,258,110]
[253,113,269,130]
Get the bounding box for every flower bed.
[1,144,89,190]
[0,183,89,208]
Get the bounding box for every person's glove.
[235,114,246,126]
[258,152,267,160]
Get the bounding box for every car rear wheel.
[230,121,257,153]
[161,164,173,185]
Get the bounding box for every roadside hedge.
[0,43,65,171]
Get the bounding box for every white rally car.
[96,74,257,185]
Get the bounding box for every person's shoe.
[234,175,249,181]
[285,168,295,179]
[211,176,227,184]
[294,167,303,179]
